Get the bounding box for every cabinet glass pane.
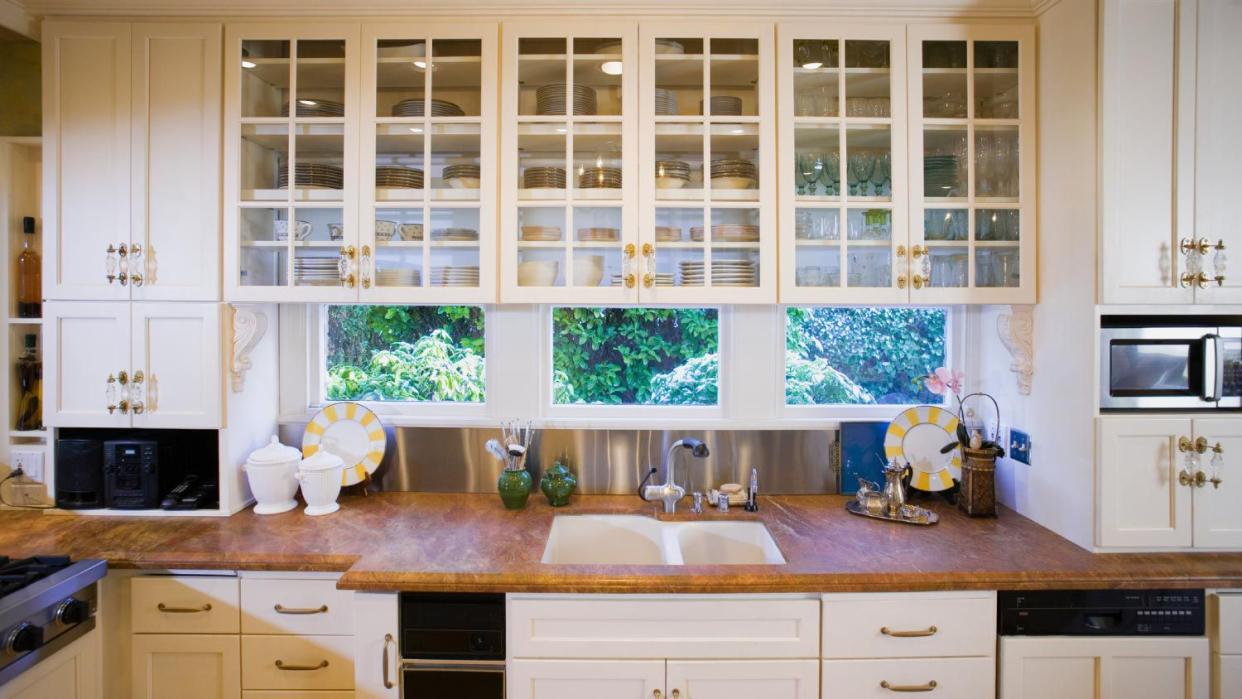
[655,38,703,115]
[975,126,1019,199]
[374,207,424,288]
[518,124,567,199]
[430,123,480,198]
[519,38,568,116]
[573,38,623,117]
[708,207,760,287]
[517,204,566,288]
[843,40,890,118]
[846,208,891,241]
[709,123,759,200]
[655,123,704,200]
[429,208,481,288]
[293,206,346,288]
[795,207,840,241]
[846,247,891,288]
[922,41,967,119]
[794,126,839,199]
[431,39,482,117]
[573,207,621,288]
[293,123,344,202]
[295,40,346,115]
[573,122,623,198]
[375,123,424,201]
[927,247,968,288]
[655,207,702,287]
[844,127,890,199]
[924,208,968,241]
[924,127,967,198]
[795,246,842,287]
[239,207,289,287]
[708,38,758,116]
[976,208,1019,241]
[976,246,1019,288]
[241,40,289,118]
[376,40,427,118]
[241,123,288,199]
[975,41,1019,119]
[793,40,839,117]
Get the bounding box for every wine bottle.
[15,333,42,432]
[16,216,40,318]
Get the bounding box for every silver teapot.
[881,460,908,517]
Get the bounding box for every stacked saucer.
[578,166,622,189]
[689,223,760,242]
[702,95,744,116]
[431,227,479,241]
[391,98,465,117]
[521,225,562,242]
[655,88,679,116]
[655,160,692,189]
[430,266,480,287]
[655,39,685,54]
[278,163,344,190]
[679,259,757,287]
[523,166,567,189]
[442,164,481,189]
[655,226,683,242]
[282,99,345,118]
[924,155,959,196]
[536,83,597,115]
[709,159,757,189]
[612,273,673,287]
[376,166,424,189]
[293,257,341,286]
[376,268,421,287]
[576,227,619,243]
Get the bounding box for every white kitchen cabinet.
[1098,416,1242,549]
[42,21,221,302]
[668,660,817,699]
[508,660,665,699]
[999,636,1209,699]
[1100,0,1242,305]
[0,632,99,699]
[825,657,994,698]
[1211,592,1242,699]
[131,634,242,699]
[46,301,223,429]
[352,592,398,699]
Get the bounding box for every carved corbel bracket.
[230,304,269,393]
[997,305,1034,395]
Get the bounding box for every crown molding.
[0,0,37,39]
[25,0,1042,20]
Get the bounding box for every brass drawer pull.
[881,680,938,692]
[382,633,395,689]
[274,603,329,615]
[881,625,937,637]
[275,659,330,671]
[157,602,212,614]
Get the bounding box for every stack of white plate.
[709,159,757,189]
[278,163,343,190]
[294,258,341,286]
[577,227,619,243]
[443,164,481,189]
[655,226,683,242]
[430,266,480,286]
[679,259,757,287]
[282,99,345,117]
[523,166,567,189]
[431,227,479,241]
[689,223,760,242]
[702,95,744,116]
[612,273,673,287]
[521,225,562,241]
[655,160,691,189]
[578,166,622,189]
[655,88,679,116]
[375,268,421,287]
[391,98,465,117]
[376,167,424,189]
[537,83,598,116]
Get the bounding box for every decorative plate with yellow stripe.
[884,405,962,493]
[302,402,387,487]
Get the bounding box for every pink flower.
[925,367,964,396]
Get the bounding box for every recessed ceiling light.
[801,61,823,70]
[600,60,623,76]
[241,60,257,69]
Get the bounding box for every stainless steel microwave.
[1100,318,1241,410]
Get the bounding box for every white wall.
[975,0,1098,549]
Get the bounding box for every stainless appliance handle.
[402,659,506,673]
[1202,334,1223,402]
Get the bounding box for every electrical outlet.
[1009,428,1031,465]
[10,450,44,483]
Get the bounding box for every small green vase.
[497,468,533,510]
[540,461,577,507]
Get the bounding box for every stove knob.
[4,623,42,656]
[55,598,91,626]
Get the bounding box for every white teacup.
[275,220,312,241]
[375,220,398,242]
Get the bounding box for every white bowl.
[711,176,757,190]
[656,177,688,190]
[518,260,559,286]
[572,256,605,286]
[446,176,481,189]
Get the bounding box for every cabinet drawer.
[132,576,240,634]
[1216,654,1242,699]
[823,657,995,698]
[823,592,996,659]
[1214,594,1242,654]
[244,693,354,698]
[508,596,820,659]
[241,635,355,690]
[241,578,353,635]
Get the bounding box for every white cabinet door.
[668,660,816,699]
[130,23,222,302]
[1000,637,1208,699]
[1097,417,1194,548]
[1191,418,1242,548]
[508,660,664,699]
[0,631,99,699]
[353,592,398,699]
[44,301,132,428]
[42,21,132,302]
[1190,0,1242,305]
[1217,654,1242,699]
[131,634,241,699]
[130,302,222,429]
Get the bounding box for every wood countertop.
[1,493,1240,592]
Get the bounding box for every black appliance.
[999,589,1205,636]
[103,439,167,509]
[1099,315,1241,410]
[399,593,505,699]
[53,439,103,509]
[0,556,105,687]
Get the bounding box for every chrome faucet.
[640,439,710,514]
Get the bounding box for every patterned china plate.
[883,405,961,492]
[302,402,387,487]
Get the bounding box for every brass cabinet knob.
[625,274,636,288]
[897,275,907,289]
[1179,469,1207,488]
[1180,237,1211,256]
[643,273,654,288]
[624,243,636,258]
[1178,436,1208,454]
[911,274,927,289]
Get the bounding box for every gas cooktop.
[0,556,75,599]
[0,556,105,687]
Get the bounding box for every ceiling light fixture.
[600,60,623,76]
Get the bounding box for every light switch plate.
[1009,428,1031,465]
[10,450,44,482]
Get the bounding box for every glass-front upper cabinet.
[907,25,1035,304]
[777,24,907,304]
[500,22,639,303]
[639,23,775,303]
[225,24,361,302]
[362,23,496,303]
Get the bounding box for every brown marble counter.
[1,493,1240,592]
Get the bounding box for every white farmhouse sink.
[541,515,786,566]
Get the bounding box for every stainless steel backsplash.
[278,424,840,495]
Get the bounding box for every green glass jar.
[540,461,577,507]
[497,468,533,510]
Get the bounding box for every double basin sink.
[541,514,786,566]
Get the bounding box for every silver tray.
[845,499,939,526]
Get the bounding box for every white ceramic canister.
[243,436,301,515]
[297,450,345,516]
